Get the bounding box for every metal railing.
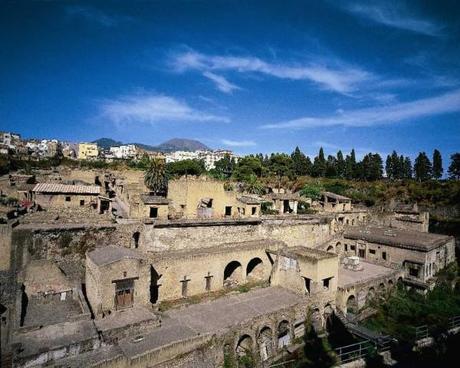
[449,316,460,330]
[335,340,374,364]
[415,325,429,340]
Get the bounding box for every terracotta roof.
[344,226,452,252]
[140,194,169,205]
[32,183,100,195]
[88,246,144,266]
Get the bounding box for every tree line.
[207,147,460,182]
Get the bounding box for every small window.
[80,200,85,206]
[65,196,71,202]
[369,249,376,255]
[409,267,420,278]
[303,277,311,294]
[251,207,257,215]
[225,206,232,216]
[323,277,332,290]
[149,207,158,218]
[382,252,387,260]
[350,245,356,251]
[345,244,348,251]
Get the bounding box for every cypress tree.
[432,149,443,179]
[414,152,432,181]
[336,150,346,178]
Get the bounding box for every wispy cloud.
[261,89,460,129]
[202,72,241,94]
[344,2,442,36]
[171,50,373,94]
[65,5,133,27]
[100,94,229,124]
[221,139,256,147]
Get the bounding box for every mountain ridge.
[92,138,211,152]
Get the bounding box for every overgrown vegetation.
[364,264,460,344]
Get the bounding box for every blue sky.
[1,0,459,160]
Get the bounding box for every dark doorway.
[225,206,232,216]
[133,232,140,248]
[149,207,158,218]
[115,279,134,309]
[358,248,365,258]
[150,267,161,304]
[283,200,290,213]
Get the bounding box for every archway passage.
[150,266,162,304]
[132,232,140,249]
[246,258,264,280]
[327,245,335,253]
[258,326,273,361]
[236,334,254,367]
[336,242,342,253]
[346,295,357,315]
[367,287,376,304]
[224,261,243,286]
[277,320,291,348]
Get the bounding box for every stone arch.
[324,304,334,323]
[326,245,335,253]
[336,242,342,253]
[257,326,273,361]
[236,334,254,365]
[357,289,367,309]
[367,287,376,304]
[388,279,394,287]
[246,257,264,280]
[346,294,357,315]
[277,320,291,348]
[132,231,140,249]
[224,261,243,286]
[379,282,386,293]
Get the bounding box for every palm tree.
[144,158,167,195]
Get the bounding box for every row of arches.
[223,257,265,286]
[235,319,294,364]
[345,277,402,315]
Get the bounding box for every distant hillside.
[92,137,210,152]
[92,138,123,149]
[155,138,210,152]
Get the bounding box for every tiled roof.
[32,183,100,195]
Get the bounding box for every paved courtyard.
[338,260,399,288]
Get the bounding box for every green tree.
[414,152,433,182]
[268,153,293,188]
[312,147,327,177]
[166,159,205,177]
[345,149,357,179]
[144,158,167,195]
[403,156,413,179]
[300,183,324,200]
[336,150,346,178]
[233,156,264,181]
[360,153,383,181]
[432,149,443,179]
[291,146,311,176]
[448,153,460,180]
[325,155,338,178]
[210,154,235,179]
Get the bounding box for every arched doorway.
[327,245,335,253]
[132,232,140,249]
[346,295,357,315]
[277,320,291,348]
[236,334,254,367]
[224,261,243,286]
[258,326,273,361]
[246,257,264,280]
[336,242,342,253]
[367,287,375,304]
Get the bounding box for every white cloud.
[100,94,229,124]
[221,139,256,147]
[172,50,373,94]
[202,72,241,94]
[261,88,460,129]
[345,3,442,36]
